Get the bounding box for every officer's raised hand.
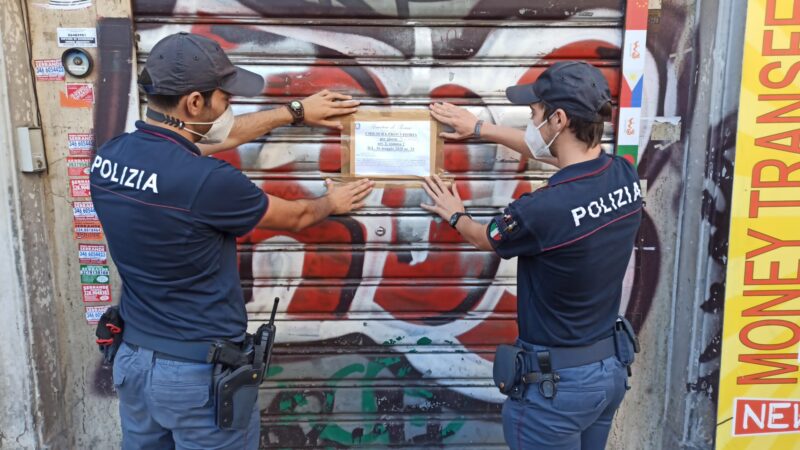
[429,102,479,140]
[430,101,558,167]
[257,178,374,232]
[420,175,465,220]
[197,89,359,156]
[301,90,360,130]
[420,175,493,250]
[324,178,374,214]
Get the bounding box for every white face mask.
[524,113,561,160]
[184,106,235,145]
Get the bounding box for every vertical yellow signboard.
[716,0,800,448]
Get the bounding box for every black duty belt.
[493,317,639,400]
[125,342,205,363]
[518,335,616,383]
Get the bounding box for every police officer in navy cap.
[90,32,373,449]
[424,61,643,450]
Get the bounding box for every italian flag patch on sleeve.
[489,221,502,241]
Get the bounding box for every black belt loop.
[535,350,559,399]
[536,351,552,374]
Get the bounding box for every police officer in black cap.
[90,32,373,449]
[423,61,643,450]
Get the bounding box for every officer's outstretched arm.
[198,90,360,156]
[257,179,374,232]
[429,102,558,167]
[420,175,493,251]
[198,107,295,156]
[455,219,494,251]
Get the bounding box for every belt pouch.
[614,317,638,367]
[493,344,524,399]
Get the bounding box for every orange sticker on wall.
[60,83,94,108]
[74,224,103,240]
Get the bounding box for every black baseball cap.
[139,32,264,97]
[506,61,611,122]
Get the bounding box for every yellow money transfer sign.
[716,0,800,448]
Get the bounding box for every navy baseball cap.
[506,61,611,122]
[140,32,264,97]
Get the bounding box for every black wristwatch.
[286,100,304,125]
[473,119,484,138]
[449,211,471,228]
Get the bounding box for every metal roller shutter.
[133,1,625,447]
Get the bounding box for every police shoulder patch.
[489,221,503,241]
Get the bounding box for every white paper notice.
[354,121,431,176]
[57,27,97,48]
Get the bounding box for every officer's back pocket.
[150,360,212,409]
[112,368,126,390]
[112,342,135,390]
[552,389,607,414]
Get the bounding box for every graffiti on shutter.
[133,0,670,447]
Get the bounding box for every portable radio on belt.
[212,297,280,430]
[254,297,279,377]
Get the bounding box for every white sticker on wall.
[57,27,97,48]
[34,1,91,10]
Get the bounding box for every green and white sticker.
[80,264,109,284]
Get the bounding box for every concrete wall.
[0,1,133,448]
[0,1,66,448]
[660,0,746,447]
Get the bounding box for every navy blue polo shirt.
[89,121,268,361]
[488,152,642,347]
